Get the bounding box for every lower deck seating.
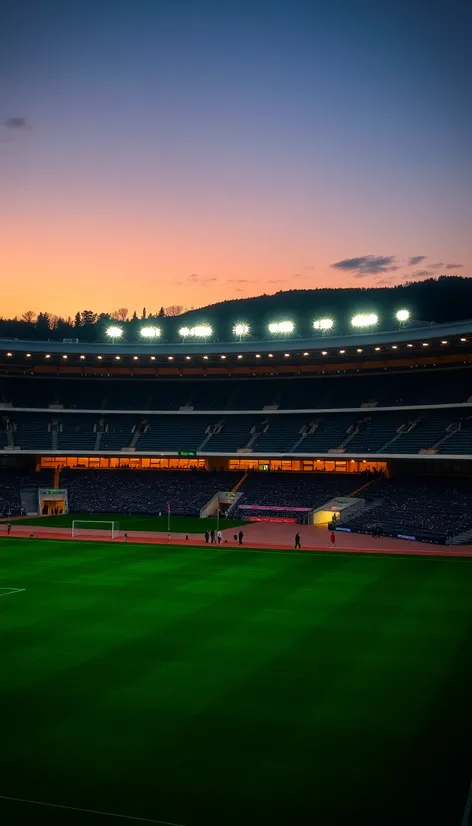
[62,469,243,515]
[235,471,361,518]
[342,476,472,541]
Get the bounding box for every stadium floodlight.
[140,325,161,339]
[350,313,378,328]
[395,309,410,322]
[180,325,212,338]
[192,324,212,337]
[106,325,123,339]
[268,320,295,335]
[313,318,334,331]
[233,323,250,338]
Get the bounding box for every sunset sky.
[2,0,471,319]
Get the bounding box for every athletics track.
[1,520,472,558]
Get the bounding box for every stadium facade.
[1,319,472,545]
[0,319,471,465]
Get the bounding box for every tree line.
[1,277,471,342]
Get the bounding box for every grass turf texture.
[1,540,472,826]
[7,513,245,533]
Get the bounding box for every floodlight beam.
[106,325,124,339]
[140,326,161,338]
[350,313,378,328]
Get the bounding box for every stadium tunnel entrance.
[38,488,68,516]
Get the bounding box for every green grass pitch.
[1,538,472,825]
[8,513,245,533]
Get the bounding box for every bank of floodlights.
[395,309,410,322]
[233,323,250,337]
[179,325,213,338]
[140,326,161,339]
[351,313,378,328]
[106,326,124,339]
[313,318,334,331]
[268,320,294,335]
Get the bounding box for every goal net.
[71,520,119,539]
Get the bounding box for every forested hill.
[0,276,471,342]
[178,276,471,334]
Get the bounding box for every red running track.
[1,522,472,558]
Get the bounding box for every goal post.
[71,520,120,539]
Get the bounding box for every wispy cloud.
[186,273,217,286]
[408,255,427,266]
[3,117,31,131]
[227,278,251,284]
[331,255,399,277]
[430,262,444,269]
[411,269,433,278]
[445,263,464,270]
[267,279,288,284]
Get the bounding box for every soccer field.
[8,513,245,534]
[1,539,472,825]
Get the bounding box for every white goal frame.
[71,520,119,539]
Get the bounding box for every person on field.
[238,530,244,545]
[205,531,209,544]
[210,529,215,544]
[330,531,336,547]
[217,530,222,544]
[124,533,128,543]
[7,522,11,536]
[294,532,301,550]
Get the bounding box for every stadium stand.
[62,469,243,516]
[1,367,472,411]
[341,476,472,543]
[235,471,362,522]
[0,470,53,517]
[1,340,472,546]
[0,408,471,454]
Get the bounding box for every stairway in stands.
[20,487,39,515]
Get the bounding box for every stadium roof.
[1,320,472,377]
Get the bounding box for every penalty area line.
[0,794,187,825]
[0,588,26,597]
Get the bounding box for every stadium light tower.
[192,325,213,338]
[139,325,161,340]
[268,320,295,336]
[350,313,378,328]
[233,323,250,341]
[106,325,124,341]
[313,318,334,333]
[179,325,213,340]
[395,309,410,328]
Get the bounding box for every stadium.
[2,311,472,825]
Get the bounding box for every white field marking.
[461,778,472,826]
[0,588,25,597]
[0,794,187,825]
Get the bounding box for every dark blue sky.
[1,0,471,315]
